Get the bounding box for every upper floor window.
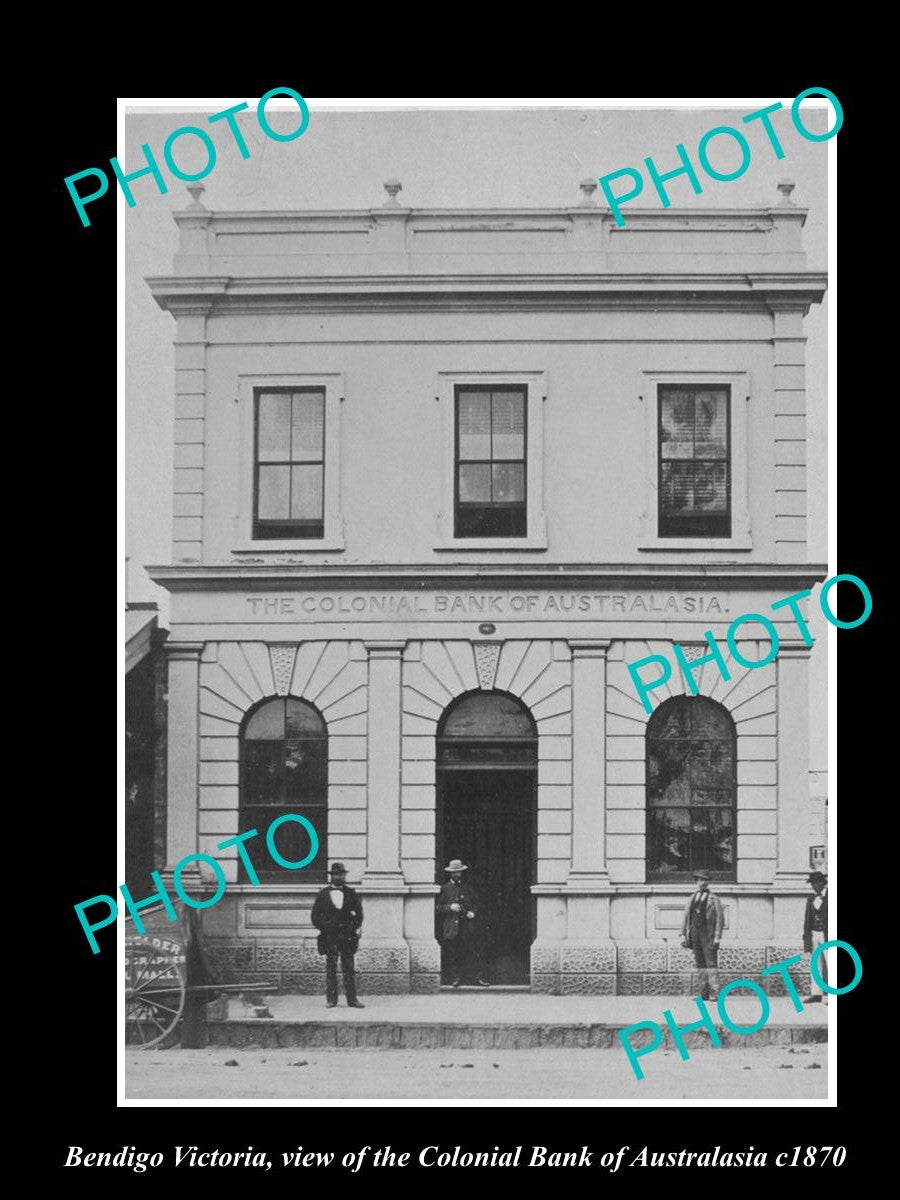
[254,387,325,540]
[240,697,327,883]
[658,385,731,538]
[646,695,736,882]
[455,386,527,538]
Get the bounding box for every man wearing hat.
[681,870,724,1000]
[311,863,365,1008]
[801,871,829,1004]
[437,859,489,988]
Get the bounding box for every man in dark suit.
[802,870,828,1005]
[681,869,725,1000]
[437,859,488,988]
[311,862,365,1009]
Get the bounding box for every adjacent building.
[146,177,827,995]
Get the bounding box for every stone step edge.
[206,1021,826,1049]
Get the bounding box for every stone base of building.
[203,936,811,997]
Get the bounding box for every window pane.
[286,699,325,736]
[458,391,491,459]
[290,465,324,520]
[258,465,290,519]
[690,740,734,788]
[691,808,733,871]
[258,393,292,461]
[492,391,525,459]
[242,742,283,806]
[291,392,324,462]
[689,699,733,739]
[648,740,691,805]
[660,461,693,513]
[660,390,694,459]
[694,390,728,458]
[284,739,327,802]
[459,462,491,501]
[238,805,325,880]
[492,462,525,502]
[245,700,285,741]
[693,461,727,512]
[648,808,690,875]
[651,704,691,740]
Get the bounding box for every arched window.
[646,696,736,881]
[239,697,327,882]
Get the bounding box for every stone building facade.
[147,178,827,996]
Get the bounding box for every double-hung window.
[254,387,325,540]
[455,386,527,538]
[658,384,731,538]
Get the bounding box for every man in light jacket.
[681,870,725,1001]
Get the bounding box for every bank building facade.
[146,177,827,996]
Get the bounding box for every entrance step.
[204,992,828,1051]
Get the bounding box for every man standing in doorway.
[682,869,724,1001]
[311,862,365,1009]
[801,870,829,1005]
[437,859,489,988]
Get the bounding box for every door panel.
[440,769,535,984]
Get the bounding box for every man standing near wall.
[802,870,829,1004]
[682,870,724,1000]
[437,859,489,988]
[311,863,365,1009]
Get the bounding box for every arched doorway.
[436,691,537,985]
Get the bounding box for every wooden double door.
[438,768,536,985]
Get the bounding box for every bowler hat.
[807,871,827,884]
[329,862,348,876]
[444,859,468,872]
[693,870,711,881]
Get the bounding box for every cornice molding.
[147,562,829,594]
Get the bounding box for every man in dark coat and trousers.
[802,870,829,1004]
[437,858,488,988]
[681,869,724,1000]
[311,862,365,1008]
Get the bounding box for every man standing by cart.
[311,862,365,1008]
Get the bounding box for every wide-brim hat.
[444,859,468,872]
[329,862,348,876]
[807,871,827,884]
[693,870,711,881]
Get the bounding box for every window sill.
[638,536,752,552]
[433,537,548,552]
[232,539,345,554]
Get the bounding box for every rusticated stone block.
[587,1026,615,1048]
[254,943,311,972]
[618,1024,658,1050]
[617,973,643,995]
[716,945,767,972]
[667,944,696,972]
[560,973,617,995]
[690,971,763,996]
[642,972,692,995]
[616,944,666,973]
[355,944,410,973]
[560,945,616,974]
[763,970,808,998]
[766,945,807,967]
[410,973,440,994]
[666,1029,720,1052]
[531,973,560,995]
[399,1025,442,1048]
[409,941,441,974]
[356,972,410,994]
[792,1026,828,1044]
[280,972,326,994]
[530,945,561,974]
[207,943,254,973]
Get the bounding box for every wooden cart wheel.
[125,938,186,1049]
